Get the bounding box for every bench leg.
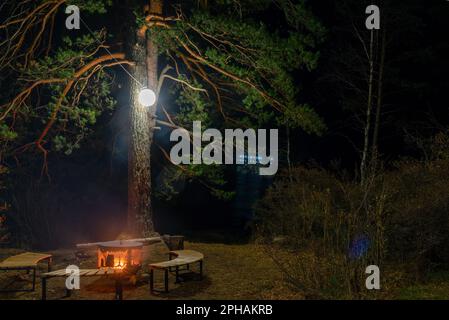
[164,269,169,293]
[175,266,180,283]
[32,268,36,291]
[149,269,154,293]
[168,253,174,272]
[47,257,52,272]
[41,277,47,300]
[115,278,123,300]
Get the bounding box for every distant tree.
[324,0,424,184]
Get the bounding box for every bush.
[385,158,449,273]
[254,134,449,297]
[254,166,389,298]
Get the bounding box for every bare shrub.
[385,158,449,276]
[255,166,390,298]
[255,132,449,298]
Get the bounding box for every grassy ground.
[1,241,449,300]
[398,272,449,300]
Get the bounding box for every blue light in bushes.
[348,234,371,260]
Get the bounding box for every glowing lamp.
[138,88,157,107]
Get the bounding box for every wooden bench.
[149,250,204,293]
[41,267,125,300]
[0,252,52,292]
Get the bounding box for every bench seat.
[149,250,204,293]
[41,267,117,278]
[0,252,52,292]
[41,267,123,300]
[0,252,52,269]
[149,250,203,269]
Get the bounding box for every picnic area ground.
[1,241,449,300]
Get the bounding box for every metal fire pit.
[97,240,143,271]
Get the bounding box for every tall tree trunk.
[360,29,375,185]
[372,27,386,155]
[128,0,163,237]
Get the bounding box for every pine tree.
[0,0,325,236]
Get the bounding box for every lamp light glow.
[138,88,157,107]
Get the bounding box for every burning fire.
[97,248,142,270]
[111,251,126,269]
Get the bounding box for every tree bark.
[128,0,163,237]
[360,29,375,185]
[372,27,386,155]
